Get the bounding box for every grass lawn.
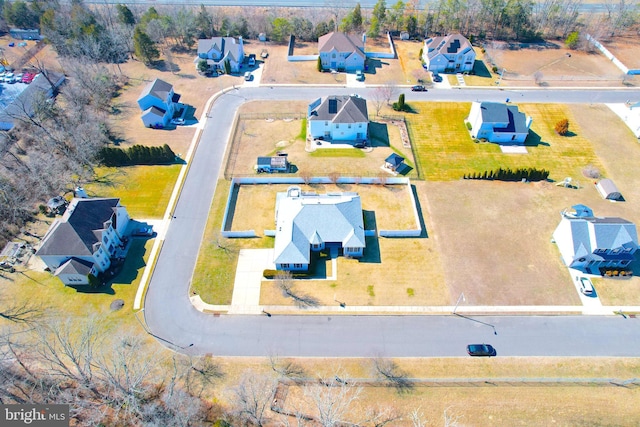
[82,165,181,218]
[407,102,604,182]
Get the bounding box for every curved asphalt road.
[144,86,640,357]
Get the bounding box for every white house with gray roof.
[308,95,368,144]
[273,186,366,271]
[137,78,181,128]
[468,101,532,144]
[552,204,638,275]
[318,32,365,72]
[196,36,244,73]
[422,34,475,73]
[36,198,130,285]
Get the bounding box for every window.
[281,263,290,269]
[325,121,328,126]
[358,124,362,128]
[348,124,351,129]
[332,53,336,58]
[294,264,303,269]
[312,244,321,249]
[335,124,338,128]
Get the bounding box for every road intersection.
[140,83,640,357]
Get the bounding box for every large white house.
[36,198,131,285]
[318,32,365,72]
[308,95,368,144]
[422,34,475,73]
[196,36,244,74]
[273,186,366,271]
[137,78,181,128]
[468,101,532,144]
[552,204,638,275]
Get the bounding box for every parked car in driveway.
[577,276,595,296]
[467,344,497,357]
[4,72,16,83]
[411,85,426,92]
[132,226,153,237]
[355,70,364,81]
[247,54,256,66]
[244,71,252,81]
[432,74,443,83]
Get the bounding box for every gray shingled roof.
[55,258,93,276]
[308,95,368,124]
[197,37,243,62]
[425,34,473,60]
[318,32,365,58]
[274,190,365,265]
[479,102,529,134]
[138,78,173,103]
[37,198,120,256]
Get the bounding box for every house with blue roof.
[273,186,366,271]
[552,204,638,275]
[468,101,532,144]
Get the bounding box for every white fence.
[220,177,423,238]
[365,32,397,59]
[586,34,639,75]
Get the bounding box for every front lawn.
[407,102,604,181]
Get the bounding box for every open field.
[600,34,640,69]
[485,41,636,87]
[187,356,640,426]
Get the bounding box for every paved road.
[144,85,640,357]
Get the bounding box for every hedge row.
[463,167,550,182]
[98,144,176,166]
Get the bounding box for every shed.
[9,28,40,40]
[385,153,405,171]
[596,179,624,201]
[256,156,289,173]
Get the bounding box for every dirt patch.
[600,34,640,70]
[484,41,631,87]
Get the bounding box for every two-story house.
[196,36,244,74]
[36,198,131,286]
[137,78,181,128]
[273,186,366,271]
[468,101,532,144]
[552,204,638,276]
[422,34,475,73]
[318,32,365,72]
[307,95,369,144]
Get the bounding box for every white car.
[578,276,595,296]
[4,72,16,83]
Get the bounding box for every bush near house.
[98,144,176,166]
[463,167,550,181]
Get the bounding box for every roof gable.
[318,32,364,54]
[309,95,368,124]
[138,78,173,103]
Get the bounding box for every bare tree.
[300,170,313,185]
[269,353,306,379]
[328,171,341,184]
[443,406,462,427]
[377,171,389,186]
[533,71,544,85]
[230,371,278,426]
[371,87,386,117]
[304,373,362,427]
[408,407,428,427]
[364,405,403,427]
[371,357,414,393]
[276,271,319,308]
[380,81,399,105]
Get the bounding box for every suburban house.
[36,198,131,286]
[318,32,365,72]
[552,204,638,275]
[422,34,476,73]
[255,155,290,173]
[137,78,182,128]
[273,186,366,271]
[467,101,532,144]
[195,36,244,74]
[308,95,369,143]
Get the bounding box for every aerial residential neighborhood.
[1,0,640,425]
